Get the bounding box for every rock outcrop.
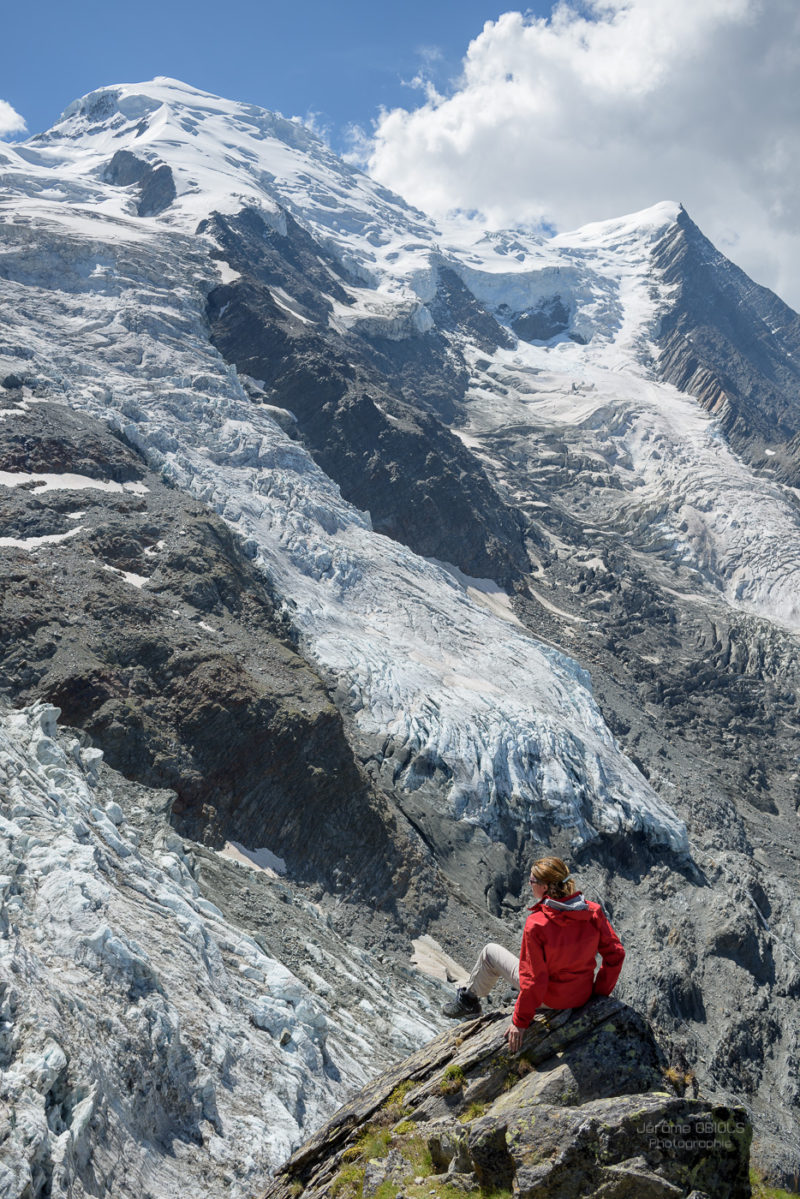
[103,149,177,216]
[261,996,751,1199]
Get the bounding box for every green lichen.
[401,1133,434,1176]
[663,1065,696,1096]
[373,1183,402,1199]
[386,1079,416,1107]
[335,1121,392,1195]
[355,1125,392,1160]
[440,1063,466,1095]
[330,1161,366,1198]
[458,1101,487,1123]
[388,1181,480,1199]
[404,1188,454,1199]
[379,1078,417,1122]
[750,1168,800,1198]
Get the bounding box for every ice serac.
[0,701,443,1198]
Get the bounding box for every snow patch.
[429,558,524,628]
[0,527,84,549]
[411,935,468,986]
[221,841,288,876]
[100,563,150,588]
[0,469,148,494]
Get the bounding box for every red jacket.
[512,893,625,1029]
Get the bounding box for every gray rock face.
[260,997,751,1199]
[103,149,176,216]
[428,265,514,354]
[653,206,800,483]
[511,293,571,342]
[203,206,531,587]
[102,149,150,187]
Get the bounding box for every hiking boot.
[442,987,482,1019]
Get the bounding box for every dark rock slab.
[102,149,176,216]
[512,294,571,342]
[429,264,514,354]
[470,1093,751,1199]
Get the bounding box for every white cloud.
[0,99,26,139]
[368,0,800,310]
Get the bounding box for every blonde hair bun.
[530,855,578,899]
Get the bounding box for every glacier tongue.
[175,407,688,854]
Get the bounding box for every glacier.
[0,700,442,1197]
[0,78,696,856]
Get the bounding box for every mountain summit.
[2,79,800,1196]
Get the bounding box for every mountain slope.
[653,206,800,483]
[1,77,800,1191]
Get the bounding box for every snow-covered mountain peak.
[9,77,685,360]
[52,75,361,199]
[22,77,439,287]
[553,200,683,250]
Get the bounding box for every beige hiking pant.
[465,942,520,998]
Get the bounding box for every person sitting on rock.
[443,856,625,1052]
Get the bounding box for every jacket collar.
[530,891,590,912]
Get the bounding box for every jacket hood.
[529,891,593,920]
[543,892,589,911]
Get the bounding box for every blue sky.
[3,0,550,144]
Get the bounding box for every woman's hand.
[504,1022,524,1053]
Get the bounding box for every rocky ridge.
[652,207,800,485]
